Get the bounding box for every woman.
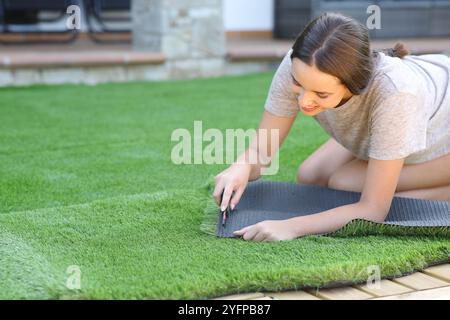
[213,12,450,242]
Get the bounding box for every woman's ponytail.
[377,42,410,59]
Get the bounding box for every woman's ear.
[342,85,353,100]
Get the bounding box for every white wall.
[223,0,274,31]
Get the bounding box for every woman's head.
[290,12,409,115]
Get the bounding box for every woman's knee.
[327,159,366,192]
[327,170,351,191]
[297,162,329,187]
[296,138,356,187]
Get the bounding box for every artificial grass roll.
[201,179,450,238]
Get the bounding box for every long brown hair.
[291,12,410,95]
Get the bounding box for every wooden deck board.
[212,292,265,300]
[422,264,450,283]
[392,272,449,290]
[251,296,274,300]
[264,290,321,300]
[373,285,450,300]
[354,279,413,297]
[307,286,375,300]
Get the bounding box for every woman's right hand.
[213,163,251,211]
[212,110,296,212]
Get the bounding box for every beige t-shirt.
[264,49,450,164]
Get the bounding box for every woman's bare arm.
[289,157,404,237]
[235,111,297,181]
[215,110,297,210]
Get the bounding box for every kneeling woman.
[213,12,450,241]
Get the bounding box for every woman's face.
[291,57,353,116]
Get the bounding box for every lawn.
[0,73,449,299]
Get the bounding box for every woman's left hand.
[233,220,300,242]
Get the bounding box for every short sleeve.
[368,92,428,160]
[264,49,299,117]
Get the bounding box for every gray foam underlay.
[216,180,450,237]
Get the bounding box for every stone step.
[0,52,165,68]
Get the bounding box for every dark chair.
[84,0,131,44]
[0,0,80,44]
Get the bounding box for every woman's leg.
[394,185,450,201]
[327,153,450,201]
[297,137,356,187]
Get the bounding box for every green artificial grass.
[0,73,449,299]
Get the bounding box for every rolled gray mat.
[206,180,450,238]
